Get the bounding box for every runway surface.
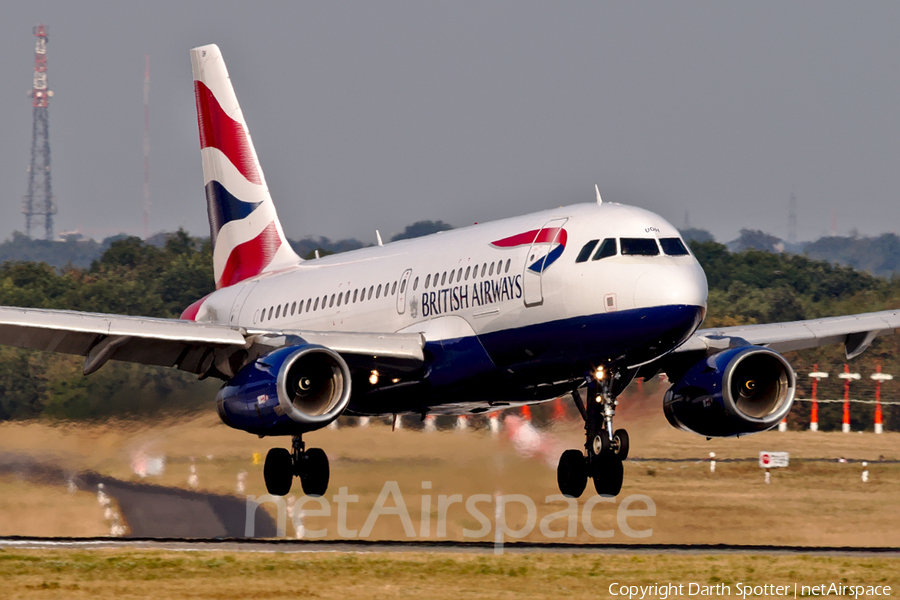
[0,452,277,538]
[1,451,895,542]
[2,537,899,556]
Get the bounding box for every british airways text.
[421,275,523,317]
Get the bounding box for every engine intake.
[216,344,352,435]
[276,346,350,423]
[663,346,795,437]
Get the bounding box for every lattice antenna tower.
[22,24,57,240]
[143,55,151,239]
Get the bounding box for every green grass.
[0,549,898,599]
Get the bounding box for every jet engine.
[663,346,795,437]
[216,345,351,435]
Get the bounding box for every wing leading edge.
[0,306,425,379]
[674,309,900,359]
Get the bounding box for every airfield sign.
[759,451,789,468]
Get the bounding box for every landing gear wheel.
[300,447,330,497]
[613,429,629,461]
[592,455,624,496]
[557,450,588,498]
[264,447,293,496]
[591,433,611,456]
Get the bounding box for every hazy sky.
[2,1,899,244]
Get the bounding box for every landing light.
[595,366,605,381]
[369,370,379,385]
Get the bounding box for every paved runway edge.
[2,537,899,556]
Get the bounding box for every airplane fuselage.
[191,202,708,417]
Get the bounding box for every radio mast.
[22,24,57,240]
[788,192,797,244]
[143,55,151,239]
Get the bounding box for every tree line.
[0,231,898,429]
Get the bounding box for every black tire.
[264,447,293,496]
[592,455,624,496]
[557,449,588,498]
[301,447,330,497]
[613,429,629,460]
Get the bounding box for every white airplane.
[2,44,899,499]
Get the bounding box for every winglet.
[376,230,384,246]
[595,185,603,205]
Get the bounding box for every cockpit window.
[620,238,660,256]
[592,238,617,260]
[575,240,598,263]
[660,237,690,256]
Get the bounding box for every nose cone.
[633,262,708,310]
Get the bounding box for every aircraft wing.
[0,306,425,378]
[674,309,900,359]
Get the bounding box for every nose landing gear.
[263,435,330,496]
[557,368,629,497]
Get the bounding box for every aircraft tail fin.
[190,44,300,289]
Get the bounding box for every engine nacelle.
[663,346,795,437]
[216,345,351,436]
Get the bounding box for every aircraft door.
[396,269,412,314]
[523,218,568,307]
[230,281,258,325]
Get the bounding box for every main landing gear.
[557,366,629,497]
[264,435,330,496]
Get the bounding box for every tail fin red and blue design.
[190,44,300,289]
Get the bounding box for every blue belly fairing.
[347,304,703,415]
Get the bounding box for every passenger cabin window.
[620,238,660,256]
[660,237,690,256]
[576,240,599,263]
[425,274,431,288]
[592,238,617,260]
